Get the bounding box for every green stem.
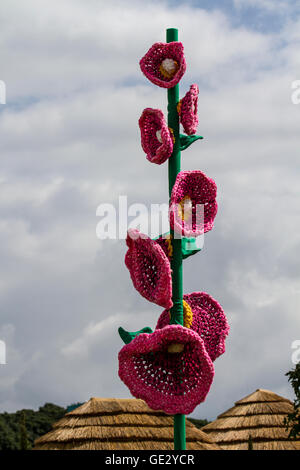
[166,27,186,451]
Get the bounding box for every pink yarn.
[139,108,173,165]
[118,324,214,415]
[156,292,230,362]
[140,42,186,89]
[155,234,173,260]
[178,84,199,135]
[169,170,218,237]
[125,229,172,309]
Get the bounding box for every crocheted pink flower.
[125,229,172,309]
[169,170,218,237]
[156,292,230,362]
[178,84,199,135]
[139,108,174,165]
[140,42,186,89]
[118,325,214,415]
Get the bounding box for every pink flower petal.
[125,229,172,309]
[139,108,173,164]
[156,292,230,362]
[169,170,218,237]
[178,84,199,135]
[140,42,186,89]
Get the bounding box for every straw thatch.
[33,398,219,450]
[202,389,300,450]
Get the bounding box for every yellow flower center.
[182,300,193,329]
[177,100,182,115]
[168,127,175,144]
[159,58,179,79]
[178,195,193,222]
[168,300,193,329]
[167,343,184,354]
[165,237,173,258]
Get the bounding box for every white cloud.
[61,314,124,358]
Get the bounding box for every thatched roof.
[33,397,219,450]
[202,389,300,450]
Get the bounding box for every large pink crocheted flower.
[140,42,186,89]
[125,229,172,309]
[169,170,218,237]
[178,84,199,135]
[139,108,174,165]
[118,325,214,415]
[156,292,230,362]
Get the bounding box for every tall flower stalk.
[166,27,185,449]
[118,27,229,452]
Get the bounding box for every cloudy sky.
[0,0,299,421]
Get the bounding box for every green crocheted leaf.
[154,232,202,260]
[118,326,153,345]
[179,134,203,151]
[182,237,203,259]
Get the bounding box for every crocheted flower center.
[165,237,173,258]
[178,195,193,222]
[168,127,175,144]
[177,100,182,115]
[182,300,193,328]
[159,58,179,79]
[167,343,185,353]
[168,299,193,329]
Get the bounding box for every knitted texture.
[125,229,172,309]
[118,324,214,415]
[155,234,173,259]
[178,84,199,135]
[140,42,186,89]
[139,108,173,165]
[182,299,193,328]
[169,170,218,237]
[156,292,230,362]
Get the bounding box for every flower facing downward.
[139,108,174,165]
[125,229,172,309]
[140,42,186,89]
[177,84,199,135]
[156,292,230,362]
[169,170,218,237]
[118,325,214,415]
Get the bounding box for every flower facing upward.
[177,84,199,135]
[156,292,230,362]
[140,42,186,88]
[139,108,174,165]
[169,170,218,237]
[118,325,214,415]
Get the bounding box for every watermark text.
[96,195,205,242]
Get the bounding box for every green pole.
[166,27,186,451]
